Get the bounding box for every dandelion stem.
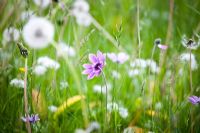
[24,58,31,133]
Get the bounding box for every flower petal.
[87,72,95,80]
[97,51,105,62]
[82,69,93,74]
[89,54,98,63]
[83,64,92,69]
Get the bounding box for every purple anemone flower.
[188,96,200,105]
[82,51,106,80]
[21,114,40,123]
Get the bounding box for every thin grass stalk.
[24,58,31,133]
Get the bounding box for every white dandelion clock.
[23,17,54,49]
[181,35,200,50]
[72,0,89,17]
[10,78,24,88]
[119,107,128,118]
[33,0,51,8]
[3,27,20,43]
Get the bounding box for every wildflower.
[107,102,128,119]
[146,59,159,73]
[119,107,128,118]
[48,105,58,112]
[182,35,200,50]
[72,0,89,17]
[82,51,106,80]
[111,70,121,79]
[154,38,168,50]
[21,11,35,21]
[155,102,162,110]
[37,56,60,70]
[130,59,147,68]
[180,53,198,70]
[188,96,200,105]
[72,0,91,27]
[76,12,92,27]
[93,83,112,94]
[23,17,54,49]
[56,42,76,58]
[3,27,20,43]
[86,121,100,133]
[33,65,47,75]
[10,78,24,88]
[107,52,129,64]
[21,114,40,123]
[128,69,141,77]
[60,81,69,89]
[33,0,51,8]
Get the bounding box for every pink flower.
[157,44,168,50]
[82,51,106,80]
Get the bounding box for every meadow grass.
[0,0,200,132]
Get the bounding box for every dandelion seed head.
[181,35,200,50]
[23,17,54,49]
[21,11,35,21]
[180,53,198,70]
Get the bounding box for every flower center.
[94,63,101,70]
[35,29,43,38]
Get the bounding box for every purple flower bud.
[188,96,200,105]
[21,114,40,124]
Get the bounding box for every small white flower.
[86,121,100,133]
[76,12,92,27]
[33,65,47,75]
[33,0,51,8]
[119,107,128,118]
[112,70,121,79]
[72,0,91,27]
[10,78,24,88]
[37,56,60,70]
[93,83,112,94]
[180,53,198,70]
[23,17,54,49]
[146,59,159,73]
[107,102,119,111]
[21,11,35,21]
[57,42,76,57]
[128,69,141,77]
[3,27,20,43]
[107,52,129,64]
[48,105,58,112]
[123,127,134,133]
[155,102,162,110]
[60,81,69,89]
[130,59,147,68]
